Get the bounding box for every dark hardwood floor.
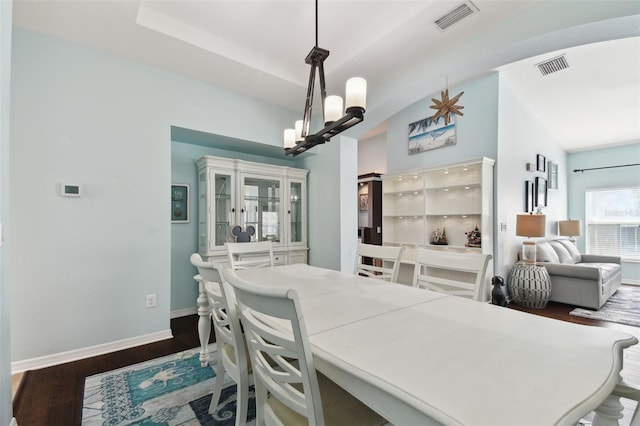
[12,315,215,426]
[12,300,640,425]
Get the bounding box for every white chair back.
[354,243,405,283]
[220,267,324,425]
[190,253,219,282]
[190,252,253,424]
[412,249,492,302]
[226,241,275,270]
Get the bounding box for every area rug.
[570,285,640,327]
[81,344,256,425]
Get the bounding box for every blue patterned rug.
[81,344,256,425]
[570,285,640,328]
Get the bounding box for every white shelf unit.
[382,157,495,284]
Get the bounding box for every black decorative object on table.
[232,225,255,242]
[491,276,507,307]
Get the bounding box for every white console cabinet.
[382,157,495,284]
[196,156,308,265]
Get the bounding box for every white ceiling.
[12,0,640,152]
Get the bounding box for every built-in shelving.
[382,157,495,283]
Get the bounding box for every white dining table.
[235,263,638,426]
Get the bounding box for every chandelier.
[283,0,367,156]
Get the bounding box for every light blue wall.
[9,28,307,364]
[299,136,358,271]
[1,0,13,423]
[385,73,500,269]
[384,71,574,281]
[496,75,568,279]
[386,74,499,174]
[568,143,640,283]
[170,141,300,314]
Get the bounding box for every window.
[586,186,640,261]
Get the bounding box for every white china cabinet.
[196,156,308,265]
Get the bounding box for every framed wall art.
[535,177,547,208]
[525,180,534,212]
[171,184,190,223]
[536,154,546,172]
[408,113,457,155]
[359,193,369,211]
[548,161,558,189]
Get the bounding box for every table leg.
[593,376,627,426]
[196,278,212,367]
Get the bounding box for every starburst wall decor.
[430,88,464,125]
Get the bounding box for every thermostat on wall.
[61,183,81,197]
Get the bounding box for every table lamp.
[516,214,546,264]
[559,219,582,244]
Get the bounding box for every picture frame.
[171,184,190,223]
[408,113,457,155]
[525,180,534,212]
[535,177,547,208]
[548,161,558,189]
[359,193,369,211]
[536,154,546,172]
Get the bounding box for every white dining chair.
[190,253,253,425]
[354,243,405,283]
[204,279,254,425]
[412,249,492,302]
[226,241,275,270]
[221,267,387,426]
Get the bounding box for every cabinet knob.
[231,208,235,213]
[288,210,291,214]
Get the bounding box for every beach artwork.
[408,113,456,155]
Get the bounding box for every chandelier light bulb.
[345,77,367,111]
[294,120,304,142]
[284,128,296,148]
[324,95,344,124]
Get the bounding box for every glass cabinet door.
[242,176,281,243]
[213,172,235,248]
[289,181,303,244]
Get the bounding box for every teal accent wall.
[568,143,640,283]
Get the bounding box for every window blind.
[586,186,640,260]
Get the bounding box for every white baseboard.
[11,418,18,426]
[11,329,173,375]
[623,279,640,286]
[171,307,197,318]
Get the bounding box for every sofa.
[533,239,621,309]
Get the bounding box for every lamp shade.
[559,220,582,237]
[516,214,546,238]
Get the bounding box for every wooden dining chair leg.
[208,355,226,414]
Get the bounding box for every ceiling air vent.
[434,1,479,31]
[536,55,569,76]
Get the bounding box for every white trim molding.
[11,329,173,374]
[171,307,197,318]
